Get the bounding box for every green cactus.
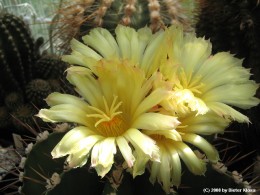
[51,0,199,53]
[4,92,24,111]
[25,79,52,108]
[11,104,38,132]
[0,13,71,134]
[0,13,36,93]
[17,132,253,195]
[33,55,68,80]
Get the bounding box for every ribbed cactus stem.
[94,0,114,26]
[0,44,23,93]
[148,0,163,31]
[121,0,137,26]
[163,0,182,24]
[0,13,38,94]
[52,0,198,53]
[2,14,35,82]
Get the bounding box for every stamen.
[86,95,123,128]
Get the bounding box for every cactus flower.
[37,24,259,193]
[139,25,259,192]
[37,59,180,177]
[159,25,259,122]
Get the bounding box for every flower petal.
[70,38,102,60]
[37,105,88,125]
[132,113,180,130]
[116,136,135,167]
[91,138,116,177]
[132,149,150,178]
[174,141,206,175]
[82,27,119,59]
[208,102,250,123]
[178,112,230,135]
[51,126,96,158]
[124,128,160,162]
[144,130,182,142]
[182,133,219,162]
[203,83,259,109]
[149,161,160,184]
[45,92,89,111]
[159,148,172,193]
[166,145,181,187]
[98,137,117,168]
[66,68,102,106]
[134,89,170,119]
[141,31,166,76]
[66,135,102,167]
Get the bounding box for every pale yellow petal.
[95,164,113,178]
[124,128,160,162]
[62,50,98,69]
[208,102,250,123]
[66,135,102,167]
[70,38,102,60]
[149,161,160,184]
[45,92,89,111]
[174,142,206,175]
[51,126,96,158]
[132,149,150,178]
[66,70,102,106]
[37,105,88,125]
[116,136,135,167]
[182,133,219,162]
[82,27,119,59]
[179,112,229,135]
[144,130,182,142]
[115,25,139,61]
[90,138,116,177]
[159,149,172,193]
[140,31,165,76]
[132,113,180,130]
[134,89,170,119]
[166,145,181,187]
[98,137,116,168]
[202,83,259,109]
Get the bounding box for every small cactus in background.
[0,13,69,135]
[50,0,199,53]
[11,104,38,132]
[0,13,36,92]
[25,79,52,107]
[33,55,68,80]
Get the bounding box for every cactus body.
[18,132,251,195]
[51,0,198,53]
[0,13,36,93]
[0,13,70,134]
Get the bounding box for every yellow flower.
[137,111,229,193]
[37,58,179,177]
[135,25,259,193]
[159,25,259,122]
[62,24,167,77]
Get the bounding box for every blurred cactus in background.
[196,0,260,180]
[0,12,69,137]
[50,0,199,53]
